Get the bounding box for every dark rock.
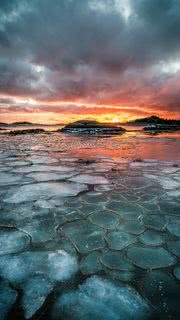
[10,122,36,126]
[8,129,46,135]
[143,124,180,133]
[58,120,126,135]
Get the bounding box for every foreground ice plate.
[0,250,78,285]
[68,174,109,184]
[0,280,17,320]
[0,134,179,319]
[22,275,54,319]
[0,229,30,254]
[3,182,88,203]
[127,247,176,269]
[52,276,153,320]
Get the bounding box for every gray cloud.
[0,0,180,115]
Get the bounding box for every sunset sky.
[0,0,180,124]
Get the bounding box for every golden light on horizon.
[0,94,179,124]
[110,117,120,123]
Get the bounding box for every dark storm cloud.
[0,0,17,12]
[0,0,180,115]
[0,30,10,47]
[130,0,180,63]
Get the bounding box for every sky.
[0,0,180,124]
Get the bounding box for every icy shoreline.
[0,133,180,319]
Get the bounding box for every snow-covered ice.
[0,229,30,254]
[52,276,152,320]
[68,174,109,184]
[4,182,88,203]
[22,275,53,319]
[0,250,78,285]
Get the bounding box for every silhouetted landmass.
[8,129,46,135]
[0,122,64,127]
[124,116,180,126]
[10,121,36,126]
[1,116,180,131]
[0,122,35,127]
[59,120,126,135]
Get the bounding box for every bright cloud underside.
[0,0,180,123]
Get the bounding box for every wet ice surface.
[0,132,180,319]
[52,276,153,320]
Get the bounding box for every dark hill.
[11,122,36,126]
[59,120,126,135]
[125,116,180,126]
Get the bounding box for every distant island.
[122,116,180,133]
[0,122,64,127]
[0,121,35,127]
[0,116,180,135]
[8,129,46,135]
[59,120,126,135]
[11,121,36,126]
[124,115,180,126]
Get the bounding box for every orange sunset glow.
[0,94,179,124]
[0,2,180,319]
[0,0,179,124]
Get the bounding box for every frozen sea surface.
[0,130,180,319]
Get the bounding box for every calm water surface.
[0,127,180,161]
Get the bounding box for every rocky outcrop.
[143,124,180,133]
[8,129,46,135]
[59,120,126,135]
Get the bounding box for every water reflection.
[1,129,179,161]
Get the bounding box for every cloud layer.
[0,0,180,122]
